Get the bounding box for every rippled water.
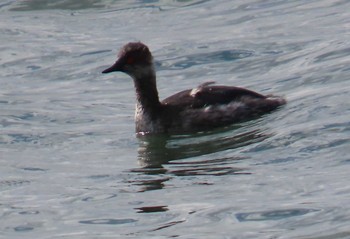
[1,0,350,238]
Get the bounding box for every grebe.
[102,42,285,134]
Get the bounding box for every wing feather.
[162,82,266,108]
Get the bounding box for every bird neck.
[131,65,161,115]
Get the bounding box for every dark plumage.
[102,42,286,134]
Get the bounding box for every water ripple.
[236,208,319,222]
[163,49,254,69]
[0,179,31,190]
[79,218,137,225]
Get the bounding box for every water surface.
[1,0,350,238]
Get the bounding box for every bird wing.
[161,82,266,108]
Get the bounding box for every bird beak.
[102,59,123,74]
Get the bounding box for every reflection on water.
[137,128,268,168]
[129,127,269,192]
[149,220,185,232]
[130,176,171,192]
[135,205,169,213]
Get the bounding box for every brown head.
[102,42,153,78]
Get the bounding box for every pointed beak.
[102,59,123,74]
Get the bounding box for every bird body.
[102,42,285,134]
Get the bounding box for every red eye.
[127,57,134,64]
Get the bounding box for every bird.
[102,42,286,135]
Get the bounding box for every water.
[1,0,350,238]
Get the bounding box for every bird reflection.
[137,128,268,168]
[129,126,270,192]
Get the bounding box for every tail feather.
[243,96,286,114]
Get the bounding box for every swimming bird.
[102,42,286,135]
